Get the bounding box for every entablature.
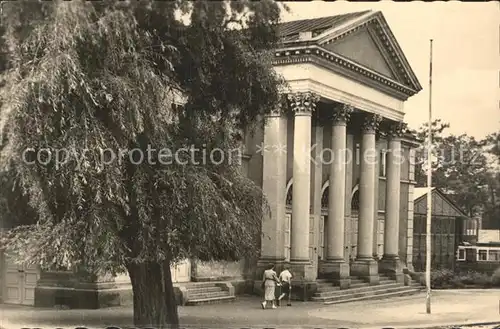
[273,46,416,101]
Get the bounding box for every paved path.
[0,290,499,329]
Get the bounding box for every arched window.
[285,179,293,206]
[379,150,387,177]
[321,186,329,208]
[351,186,360,211]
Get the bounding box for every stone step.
[316,285,341,293]
[187,291,229,299]
[185,295,236,306]
[313,283,401,298]
[349,282,370,288]
[379,279,395,285]
[316,279,331,283]
[349,278,365,284]
[378,275,392,279]
[314,285,417,303]
[185,281,223,287]
[186,286,222,293]
[378,274,393,278]
[323,288,422,305]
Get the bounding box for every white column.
[384,129,402,256]
[326,104,352,261]
[380,122,406,282]
[289,92,319,264]
[356,114,381,259]
[324,104,352,289]
[259,103,287,262]
[351,113,381,285]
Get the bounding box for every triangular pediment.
[275,11,422,95]
[321,27,397,80]
[314,11,422,92]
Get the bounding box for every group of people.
[261,264,293,309]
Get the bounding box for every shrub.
[491,267,500,287]
[457,271,492,288]
[450,276,466,288]
[421,269,494,289]
[421,269,455,288]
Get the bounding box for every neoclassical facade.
[242,10,422,298]
[0,10,422,307]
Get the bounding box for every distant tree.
[414,119,450,187]
[415,120,491,217]
[435,134,490,217]
[485,132,500,160]
[481,132,500,228]
[0,1,286,327]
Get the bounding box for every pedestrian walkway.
[0,290,499,329]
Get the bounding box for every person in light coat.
[261,263,280,309]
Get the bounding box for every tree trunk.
[162,259,180,329]
[127,261,170,328]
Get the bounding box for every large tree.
[0,0,286,327]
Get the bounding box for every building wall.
[412,190,467,272]
[194,260,246,280]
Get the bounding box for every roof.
[278,11,371,40]
[413,187,436,201]
[413,187,468,218]
[274,10,422,98]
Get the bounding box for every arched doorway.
[284,178,315,267]
[320,183,359,263]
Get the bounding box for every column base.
[351,257,379,285]
[322,260,350,289]
[289,260,315,281]
[379,255,404,284]
[289,260,317,301]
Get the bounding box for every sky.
[282,1,500,139]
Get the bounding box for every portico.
[253,10,422,299]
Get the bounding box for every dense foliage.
[0,0,286,326]
[414,120,499,225]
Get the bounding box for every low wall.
[193,260,245,281]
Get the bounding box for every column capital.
[330,103,353,126]
[288,92,320,115]
[386,121,408,140]
[362,113,382,134]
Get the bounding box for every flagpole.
[425,39,433,315]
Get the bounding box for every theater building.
[0,10,423,307]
